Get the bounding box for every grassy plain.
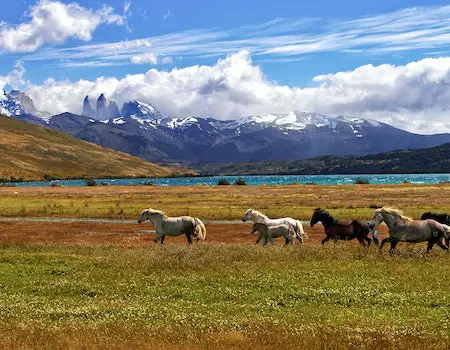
[0,183,449,220]
[0,240,448,349]
[0,184,449,349]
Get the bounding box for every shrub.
[403,180,411,184]
[354,177,370,184]
[85,179,97,187]
[217,178,230,185]
[234,178,247,186]
[43,174,57,181]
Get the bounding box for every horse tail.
[296,220,307,239]
[194,218,207,240]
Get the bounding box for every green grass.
[0,243,448,349]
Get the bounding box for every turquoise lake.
[3,173,450,187]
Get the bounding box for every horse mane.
[248,209,268,219]
[143,208,165,216]
[377,207,413,222]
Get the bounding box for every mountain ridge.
[186,142,450,176]
[2,91,450,163]
[0,115,192,181]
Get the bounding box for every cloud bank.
[0,0,126,52]
[18,51,450,134]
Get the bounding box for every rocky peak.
[82,96,95,117]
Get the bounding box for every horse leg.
[262,236,268,247]
[255,231,263,244]
[321,235,331,246]
[389,241,398,253]
[154,232,164,244]
[160,235,166,245]
[185,232,193,245]
[357,236,365,247]
[379,237,393,252]
[427,239,435,252]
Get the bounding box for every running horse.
[369,207,448,253]
[310,208,374,246]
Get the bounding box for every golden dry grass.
[0,183,449,220]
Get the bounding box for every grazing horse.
[242,209,305,243]
[138,208,206,245]
[310,208,373,246]
[420,211,450,247]
[369,207,448,253]
[250,223,295,246]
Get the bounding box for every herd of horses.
[137,207,450,253]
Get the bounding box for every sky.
[1,0,450,134]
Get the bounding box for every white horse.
[242,209,305,243]
[138,208,206,245]
[250,223,295,246]
[368,207,449,252]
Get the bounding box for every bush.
[403,180,411,184]
[234,178,247,186]
[85,179,97,187]
[43,174,57,181]
[217,178,230,185]
[354,177,370,184]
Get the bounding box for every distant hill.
[188,143,450,176]
[0,115,191,181]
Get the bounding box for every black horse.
[420,211,450,247]
[310,208,373,246]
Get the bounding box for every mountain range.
[189,142,450,176]
[2,90,450,163]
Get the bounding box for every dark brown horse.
[310,208,374,246]
[420,211,450,247]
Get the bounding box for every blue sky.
[1,0,450,133]
[1,0,449,85]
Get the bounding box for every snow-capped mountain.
[2,92,450,163]
[0,90,49,122]
[121,101,162,121]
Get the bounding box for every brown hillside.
[0,116,187,181]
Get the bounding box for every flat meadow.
[0,184,449,349]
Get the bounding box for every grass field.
[0,184,449,349]
[0,242,449,349]
[0,183,449,220]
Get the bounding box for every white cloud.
[130,53,158,65]
[162,10,171,21]
[0,0,126,52]
[0,61,26,97]
[24,5,450,67]
[23,51,450,134]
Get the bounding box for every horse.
[310,208,373,246]
[138,208,206,245]
[242,209,305,244]
[368,207,448,253]
[250,223,295,246]
[420,211,450,247]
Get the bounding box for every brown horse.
[310,208,374,246]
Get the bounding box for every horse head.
[242,209,253,222]
[310,208,329,227]
[368,209,384,231]
[250,222,267,235]
[138,208,163,224]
